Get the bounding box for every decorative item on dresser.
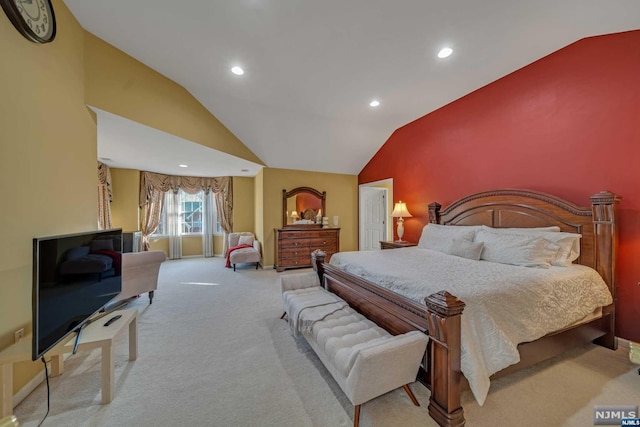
[275,227,340,272]
[380,240,417,250]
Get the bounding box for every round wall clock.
[1,0,56,44]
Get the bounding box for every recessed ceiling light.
[369,100,380,107]
[231,66,244,75]
[179,164,188,168]
[437,47,453,59]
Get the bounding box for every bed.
[311,189,620,427]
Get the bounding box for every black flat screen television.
[32,229,123,360]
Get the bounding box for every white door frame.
[359,178,393,250]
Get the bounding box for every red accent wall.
[359,30,640,341]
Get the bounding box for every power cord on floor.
[37,356,50,427]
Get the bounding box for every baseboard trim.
[12,355,71,408]
[12,361,47,408]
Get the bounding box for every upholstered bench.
[280,272,428,427]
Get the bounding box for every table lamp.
[391,201,412,242]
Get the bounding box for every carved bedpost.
[428,202,442,224]
[590,190,621,350]
[311,249,326,286]
[425,291,466,427]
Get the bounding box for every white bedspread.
[329,247,612,405]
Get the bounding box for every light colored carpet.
[13,257,640,427]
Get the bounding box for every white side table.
[0,309,137,417]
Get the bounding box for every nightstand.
[380,241,418,250]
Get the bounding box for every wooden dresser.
[275,228,340,272]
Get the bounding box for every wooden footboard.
[312,251,467,427]
[424,291,466,427]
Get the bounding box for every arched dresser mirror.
[282,186,326,228]
[275,186,339,272]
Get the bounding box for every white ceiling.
[94,108,263,177]
[66,1,640,176]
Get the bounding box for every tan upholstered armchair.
[227,232,261,271]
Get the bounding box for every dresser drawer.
[279,256,311,268]
[279,231,319,240]
[308,238,337,249]
[279,239,308,249]
[280,247,310,257]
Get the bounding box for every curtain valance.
[139,171,231,206]
[139,170,233,251]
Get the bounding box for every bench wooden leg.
[403,384,420,406]
[353,404,360,427]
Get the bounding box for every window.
[152,190,221,236]
[181,192,203,234]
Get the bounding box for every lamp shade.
[291,210,299,219]
[391,201,412,218]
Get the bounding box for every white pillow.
[445,238,484,261]
[478,226,580,267]
[475,228,560,268]
[417,224,477,251]
[539,233,581,267]
[238,235,254,246]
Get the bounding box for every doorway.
[359,179,392,250]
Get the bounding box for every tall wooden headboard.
[428,189,620,300]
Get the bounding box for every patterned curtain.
[97,162,113,230]
[140,188,165,251]
[215,184,233,255]
[139,171,233,253]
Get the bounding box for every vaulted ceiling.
[65,0,640,176]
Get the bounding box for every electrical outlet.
[14,328,24,343]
